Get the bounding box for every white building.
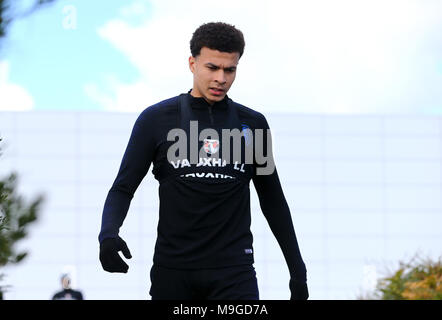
[0,111,441,299]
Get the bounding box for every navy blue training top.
[98,91,306,281]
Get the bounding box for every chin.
[208,93,225,101]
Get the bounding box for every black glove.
[290,278,309,300]
[99,236,132,273]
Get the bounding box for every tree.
[0,0,56,39]
[359,254,442,300]
[0,0,54,299]
[0,137,44,299]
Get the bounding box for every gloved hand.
[99,236,132,273]
[290,278,309,300]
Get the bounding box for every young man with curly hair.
[98,22,308,300]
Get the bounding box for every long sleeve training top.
[99,91,306,281]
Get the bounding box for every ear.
[189,56,196,73]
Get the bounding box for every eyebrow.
[205,63,237,71]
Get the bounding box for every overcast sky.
[1,0,442,114]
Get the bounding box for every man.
[99,22,308,300]
[52,274,84,300]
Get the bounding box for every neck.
[190,88,215,106]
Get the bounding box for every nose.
[214,70,227,85]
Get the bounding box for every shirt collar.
[187,89,229,109]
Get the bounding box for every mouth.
[209,88,225,96]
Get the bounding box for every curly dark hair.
[190,22,245,58]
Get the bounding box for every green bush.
[0,138,44,298]
[364,255,442,300]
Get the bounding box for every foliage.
[0,173,44,265]
[0,0,56,39]
[0,138,44,297]
[361,255,442,300]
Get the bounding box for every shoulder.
[138,95,180,120]
[52,292,63,299]
[72,290,84,299]
[229,98,269,129]
[130,95,182,131]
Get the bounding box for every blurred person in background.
[51,273,83,300]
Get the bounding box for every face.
[189,47,240,105]
[61,276,71,289]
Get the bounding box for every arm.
[252,169,307,281]
[99,108,157,242]
[98,107,157,272]
[251,114,308,299]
